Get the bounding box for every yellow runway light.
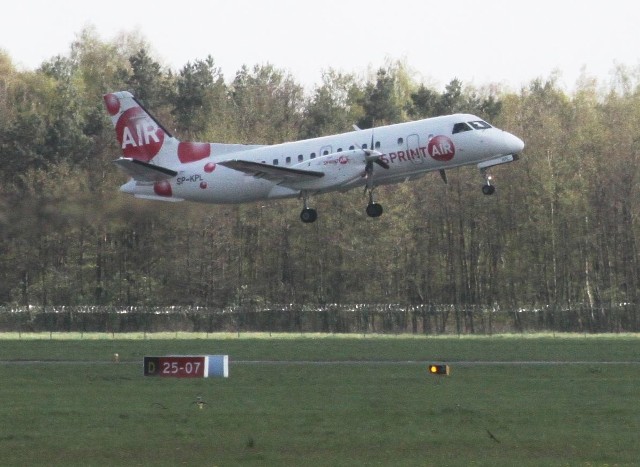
[428,364,450,375]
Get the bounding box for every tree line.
[1,28,639,328]
[2,303,636,335]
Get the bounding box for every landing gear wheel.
[366,202,383,218]
[300,208,318,223]
[482,184,496,195]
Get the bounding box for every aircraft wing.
[219,160,324,184]
[113,158,178,183]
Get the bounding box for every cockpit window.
[468,120,492,130]
[452,122,472,134]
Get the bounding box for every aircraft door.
[407,134,423,164]
[320,145,333,156]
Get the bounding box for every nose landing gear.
[481,170,496,195]
[477,154,521,196]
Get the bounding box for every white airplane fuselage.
[105,91,524,221]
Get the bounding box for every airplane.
[103,91,524,222]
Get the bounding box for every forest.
[1,29,639,332]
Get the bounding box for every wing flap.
[219,160,324,184]
[113,158,178,183]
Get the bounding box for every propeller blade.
[356,128,389,170]
[375,159,390,170]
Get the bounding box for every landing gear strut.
[300,193,317,223]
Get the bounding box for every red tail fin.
[104,91,179,166]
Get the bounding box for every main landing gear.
[300,194,318,223]
[300,208,317,223]
[298,190,384,223]
[366,189,383,218]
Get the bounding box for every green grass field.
[0,333,639,466]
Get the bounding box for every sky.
[1,0,638,91]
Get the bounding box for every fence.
[0,303,638,335]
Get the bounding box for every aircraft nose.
[504,131,524,154]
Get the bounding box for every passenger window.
[310,152,316,159]
[397,138,403,145]
[323,150,329,155]
[361,144,368,149]
[349,145,355,150]
[273,159,279,165]
[452,122,473,134]
[375,141,381,149]
[337,148,342,152]
[298,154,304,162]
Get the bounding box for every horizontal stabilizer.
[219,160,324,184]
[113,158,178,182]
[134,194,184,202]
